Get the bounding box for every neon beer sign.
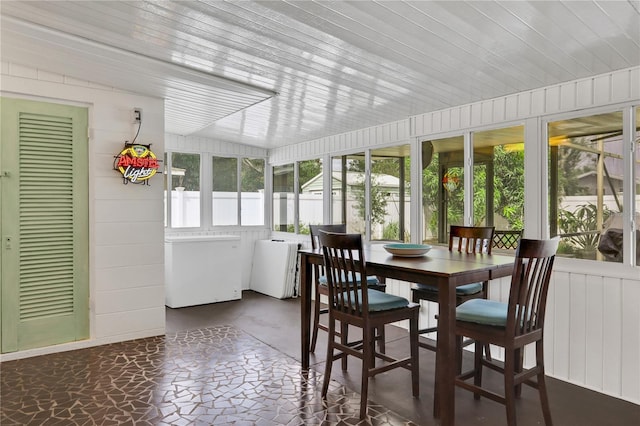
[115,144,159,184]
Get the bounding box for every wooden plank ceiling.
[1,1,638,149]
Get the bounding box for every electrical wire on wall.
[130,108,142,144]
[112,108,161,185]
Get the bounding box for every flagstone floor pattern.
[0,325,416,425]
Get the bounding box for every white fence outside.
[166,191,265,227]
[167,191,411,235]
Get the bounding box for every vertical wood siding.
[267,66,640,404]
[164,133,270,290]
[165,134,268,158]
[268,118,410,164]
[382,268,640,405]
[544,269,640,404]
[5,60,638,404]
[269,67,639,163]
[1,61,166,361]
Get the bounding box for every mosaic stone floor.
[0,325,417,425]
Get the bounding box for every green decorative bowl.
[383,243,432,257]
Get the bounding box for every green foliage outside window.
[172,152,200,191]
[422,156,464,235]
[496,148,525,229]
[285,222,310,235]
[240,158,265,192]
[382,221,409,241]
[558,204,611,259]
[212,157,237,191]
[299,159,322,188]
[422,145,525,235]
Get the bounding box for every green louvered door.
[1,97,89,353]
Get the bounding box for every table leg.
[300,253,311,370]
[434,279,456,425]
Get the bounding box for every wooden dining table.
[298,243,515,426]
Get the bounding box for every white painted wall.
[545,261,640,406]
[269,66,640,404]
[0,61,166,360]
[164,134,271,290]
[3,59,638,407]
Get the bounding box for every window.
[421,128,524,250]
[331,153,366,233]
[473,126,525,250]
[271,158,324,234]
[241,158,265,226]
[298,159,323,234]
[330,149,410,241]
[370,145,410,241]
[273,163,295,232]
[170,152,200,228]
[422,136,464,245]
[212,156,237,226]
[165,152,266,229]
[547,110,638,263]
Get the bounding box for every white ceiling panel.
[0,14,276,136]
[1,0,638,149]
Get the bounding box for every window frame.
[418,121,527,248]
[540,102,638,267]
[165,151,203,230]
[271,158,325,235]
[271,162,296,233]
[165,150,267,231]
[211,155,239,226]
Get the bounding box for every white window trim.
[165,149,268,231]
[540,101,638,266]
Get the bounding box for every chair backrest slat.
[507,238,559,337]
[310,224,347,284]
[310,224,347,250]
[449,225,495,254]
[319,231,369,318]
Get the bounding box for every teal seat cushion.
[319,273,380,286]
[343,289,409,312]
[414,282,483,296]
[456,299,508,327]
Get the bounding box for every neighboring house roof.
[301,171,403,194]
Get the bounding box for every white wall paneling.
[546,268,640,404]
[267,66,640,405]
[268,119,411,164]
[271,67,639,164]
[0,61,166,362]
[164,134,271,291]
[165,134,268,158]
[602,276,624,396]
[3,56,638,406]
[395,268,640,405]
[524,116,544,238]
[620,279,640,400]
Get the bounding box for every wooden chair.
[319,231,420,419]
[308,224,386,352]
[411,225,495,351]
[454,237,559,426]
